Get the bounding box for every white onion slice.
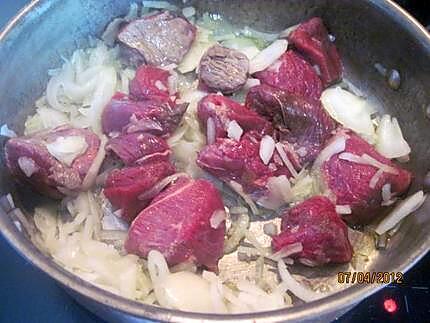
[269,242,303,261]
[81,135,107,190]
[339,152,398,175]
[229,181,259,215]
[278,260,323,302]
[210,210,227,229]
[227,120,243,141]
[138,173,188,201]
[335,205,352,214]
[249,39,288,74]
[46,136,88,167]
[381,183,397,206]
[375,114,411,159]
[257,175,292,210]
[243,78,261,90]
[313,136,347,171]
[206,117,216,145]
[0,124,17,138]
[375,191,426,235]
[275,143,298,178]
[259,135,275,165]
[369,169,384,189]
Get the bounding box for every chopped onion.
[99,230,127,241]
[101,211,129,231]
[227,120,243,141]
[206,117,216,145]
[229,181,259,215]
[279,24,299,38]
[277,260,323,302]
[375,114,411,159]
[142,1,178,10]
[0,124,17,138]
[224,213,250,254]
[375,190,426,235]
[46,136,88,166]
[17,157,39,177]
[243,78,261,90]
[182,6,196,18]
[81,135,107,190]
[178,27,215,73]
[335,205,352,214]
[249,39,288,74]
[321,87,376,142]
[369,169,384,189]
[339,152,398,175]
[312,135,346,171]
[210,209,227,229]
[229,206,248,214]
[138,173,188,201]
[263,222,278,237]
[257,175,292,210]
[0,193,15,213]
[381,183,397,206]
[221,37,260,60]
[259,135,275,165]
[275,143,298,178]
[269,242,303,261]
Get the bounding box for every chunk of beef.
[5,126,100,199]
[254,50,322,100]
[197,131,294,197]
[198,94,273,140]
[118,11,196,67]
[129,65,172,100]
[101,92,187,137]
[125,177,226,271]
[106,132,170,166]
[272,196,353,266]
[288,17,342,86]
[246,84,335,165]
[104,160,175,222]
[317,130,412,224]
[198,45,249,94]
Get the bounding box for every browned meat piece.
[5,126,100,199]
[118,11,196,67]
[198,45,249,94]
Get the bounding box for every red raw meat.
[272,196,353,265]
[318,130,412,224]
[288,17,342,86]
[125,177,226,271]
[118,11,196,67]
[254,50,323,100]
[198,94,273,139]
[104,161,175,222]
[246,84,335,165]
[106,132,170,166]
[129,65,172,100]
[197,131,295,197]
[101,92,186,137]
[5,125,100,199]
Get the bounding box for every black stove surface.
[0,1,429,323]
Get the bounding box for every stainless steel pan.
[0,0,429,322]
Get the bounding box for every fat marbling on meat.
[272,196,353,266]
[5,125,100,199]
[198,45,249,94]
[118,11,196,67]
[125,177,226,271]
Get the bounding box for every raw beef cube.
[104,160,175,222]
[5,125,100,199]
[125,177,226,271]
[317,130,412,224]
[129,65,172,100]
[254,50,323,100]
[288,17,342,86]
[272,196,353,265]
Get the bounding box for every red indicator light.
[383,298,398,313]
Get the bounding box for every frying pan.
[0,0,429,322]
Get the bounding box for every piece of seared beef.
[5,126,100,199]
[197,94,273,140]
[197,131,296,196]
[129,65,172,100]
[118,11,196,67]
[246,84,335,165]
[104,160,175,223]
[272,196,353,266]
[198,45,249,94]
[101,92,187,137]
[125,177,226,271]
[106,132,170,166]
[316,130,412,225]
[288,17,342,87]
[254,50,323,100]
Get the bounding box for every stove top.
[0,1,429,323]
